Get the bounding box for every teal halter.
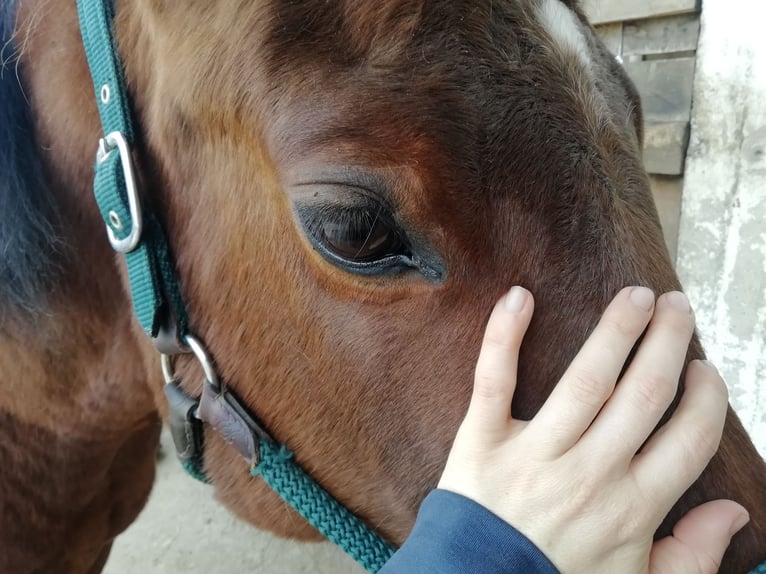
[75,1,395,571]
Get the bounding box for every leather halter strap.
[75,0,395,570]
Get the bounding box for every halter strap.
[75,0,395,571]
[77,0,184,338]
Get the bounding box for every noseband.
[76,1,395,571]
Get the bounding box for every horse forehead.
[262,0,603,144]
[262,0,591,66]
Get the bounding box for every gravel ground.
[103,430,364,574]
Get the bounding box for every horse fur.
[1,1,764,572]
[0,0,61,319]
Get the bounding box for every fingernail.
[505,286,528,313]
[667,291,691,313]
[630,287,655,311]
[730,512,750,536]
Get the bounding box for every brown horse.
[1,0,764,572]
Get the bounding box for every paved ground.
[103,430,364,574]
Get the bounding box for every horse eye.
[318,214,401,262]
[312,203,409,264]
[297,201,412,271]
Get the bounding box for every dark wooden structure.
[586,0,701,260]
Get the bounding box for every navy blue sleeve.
[380,489,559,574]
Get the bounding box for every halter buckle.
[97,131,143,253]
[161,335,219,387]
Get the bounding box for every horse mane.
[0,0,61,321]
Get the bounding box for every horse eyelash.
[299,202,400,242]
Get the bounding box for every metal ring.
[97,131,143,253]
[160,353,175,385]
[161,334,219,387]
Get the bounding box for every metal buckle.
[161,334,214,470]
[161,334,218,387]
[97,131,143,253]
[161,334,272,467]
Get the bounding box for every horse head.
[3,0,764,572]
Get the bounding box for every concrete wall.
[677,0,766,457]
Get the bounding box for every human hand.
[438,286,750,573]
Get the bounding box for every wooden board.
[623,58,696,123]
[644,122,690,175]
[594,23,623,56]
[649,175,683,263]
[582,0,699,25]
[623,14,700,58]
[586,3,701,254]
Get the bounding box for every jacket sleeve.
[379,489,560,574]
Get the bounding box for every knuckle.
[557,469,600,514]
[482,324,518,352]
[473,372,505,400]
[669,317,695,339]
[611,509,645,543]
[601,313,643,341]
[566,370,610,409]
[631,373,677,412]
[657,307,695,337]
[684,421,722,463]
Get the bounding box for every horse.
[1,0,764,572]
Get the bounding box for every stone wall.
[676,0,766,456]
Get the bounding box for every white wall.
[677,0,766,457]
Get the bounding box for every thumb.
[650,500,749,574]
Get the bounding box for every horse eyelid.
[291,181,396,215]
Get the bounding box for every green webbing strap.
[76,0,131,138]
[181,459,211,485]
[751,562,766,574]
[77,0,179,337]
[252,442,396,572]
[92,151,162,332]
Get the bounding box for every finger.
[632,360,729,513]
[580,292,694,462]
[464,287,533,436]
[650,500,749,574]
[526,286,655,456]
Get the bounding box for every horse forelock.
[0,0,61,324]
